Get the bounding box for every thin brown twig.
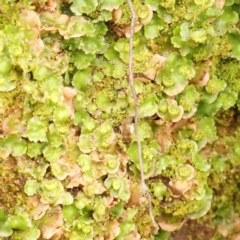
[126,0,157,228]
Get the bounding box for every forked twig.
[126,0,157,227]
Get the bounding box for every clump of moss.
[0,157,27,214]
[164,199,201,217]
[216,59,240,93]
[0,83,25,123]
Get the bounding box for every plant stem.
[126,0,157,228]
